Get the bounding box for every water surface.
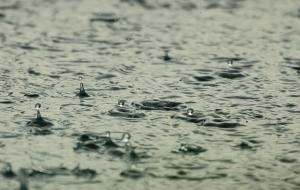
[0,0,300,189]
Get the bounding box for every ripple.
[72,166,97,179]
[0,100,14,104]
[234,140,255,150]
[26,118,53,128]
[24,93,39,98]
[172,143,207,155]
[30,128,53,136]
[153,173,227,181]
[74,132,116,152]
[277,156,297,163]
[193,76,215,82]
[90,13,120,23]
[1,164,97,180]
[204,121,242,128]
[120,0,154,9]
[108,109,146,119]
[120,168,145,178]
[171,109,206,124]
[0,2,19,10]
[132,100,185,111]
[218,69,245,79]
[1,0,299,189]
[95,73,116,80]
[27,68,41,75]
[108,102,146,119]
[1,163,16,178]
[120,165,146,179]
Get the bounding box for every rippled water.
[1,0,300,189]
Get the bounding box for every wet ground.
[0,0,300,189]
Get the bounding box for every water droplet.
[163,50,171,61]
[78,76,89,97]
[118,100,126,107]
[35,103,41,110]
[178,143,207,154]
[120,132,139,162]
[121,132,131,143]
[102,131,119,148]
[187,108,194,116]
[105,131,111,138]
[27,103,53,127]
[179,143,188,152]
[35,103,42,120]
[79,76,84,90]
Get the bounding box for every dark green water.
[0,0,300,189]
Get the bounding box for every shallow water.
[0,0,300,189]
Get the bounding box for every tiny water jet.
[121,132,139,162]
[77,76,89,97]
[163,50,172,61]
[26,103,53,127]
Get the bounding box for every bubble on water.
[118,100,126,107]
[187,108,194,116]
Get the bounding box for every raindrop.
[163,50,171,61]
[121,132,133,152]
[178,143,207,155]
[105,131,111,138]
[120,164,144,178]
[186,108,194,116]
[227,59,233,66]
[35,103,41,110]
[120,132,139,162]
[26,103,53,128]
[109,100,146,119]
[78,76,89,97]
[118,100,126,107]
[121,132,131,144]
[35,103,42,120]
[102,131,119,148]
[179,143,188,152]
